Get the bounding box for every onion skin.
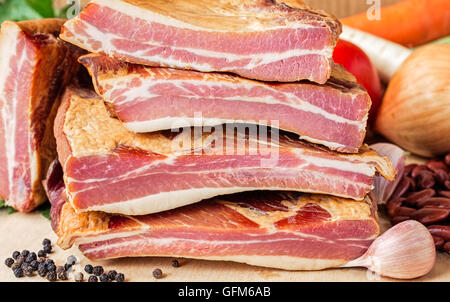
[375,45,450,157]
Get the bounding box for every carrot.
[341,0,450,48]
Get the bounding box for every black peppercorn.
[37,250,46,258]
[12,251,20,260]
[84,264,93,274]
[47,271,57,282]
[16,255,24,265]
[43,244,52,254]
[92,266,104,276]
[11,263,21,271]
[115,273,125,282]
[171,259,180,268]
[13,267,24,278]
[44,259,54,267]
[152,268,163,279]
[25,252,36,263]
[88,275,98,282]
[47,263,56,272]
[56,266,65,274]
[107,270,117,280]
[20,263,29,271]
[29,260,38,271]
[38,267,47,277]
[24,266,34,277]
[58,271,68,281]
[4,258,14,267]
[99,273,109,282]
[38,262,46,270]
[21,250,29,257]
[42,238,51,246]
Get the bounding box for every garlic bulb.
[343,220,436,279]
[375,44,450,157]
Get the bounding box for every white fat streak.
[73,184,369,216]
[294,152,375,177]
[96,0,318,32]
[104,77,364,129]
[77,187,281,215]
[65,16,332,72]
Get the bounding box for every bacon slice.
[60,0,341,84]
[0,19,82,212]
[47,161,379,270]
[54,87,394,215]
[80,54,370,153]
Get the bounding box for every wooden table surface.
[0,210,449,282]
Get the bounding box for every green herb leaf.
[0,0,57,23]
[0,0,43,23]
[37,203,51,220]
[25,0,55,18]
[0,199,17,214]
[7,206,17,214]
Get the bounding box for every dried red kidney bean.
[432,236,444,249]
[391,215,410,225]
[444,242,450,253]
[403,164,417,176]
[411,165,429,178]
[426,160,449,173]
[387,198,405,217]
[394,206,416,217]
[386,156,450,253]
[417,171,435,189]
[410,208,449,225]
[434,169,449,184]
[427,225,450,241]
[418,198,450,209]
[445,154,450,166]
[445,180,450,190]
[438,191,450,198]
[404,189,435,206]
[405,176,416,192]
[390,178,410,201]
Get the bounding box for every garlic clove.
[370,143,405,204]
[343,220,436,279]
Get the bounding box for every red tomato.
[333,39,383,125]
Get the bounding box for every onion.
[375,44,450,157]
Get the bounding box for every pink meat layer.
[60,0,342,83]
[81,54,371,153]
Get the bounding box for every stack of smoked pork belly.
[43,0,396,270]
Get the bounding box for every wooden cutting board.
[0,155,449,282]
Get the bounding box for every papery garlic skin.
[370,143,405,204]
[375,45,450,158]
